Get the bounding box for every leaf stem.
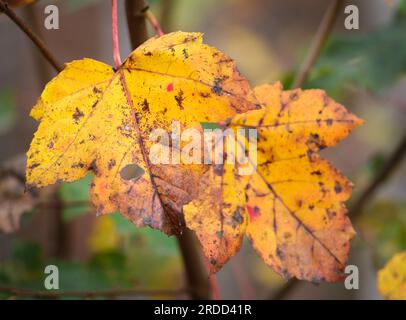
[292,0,342,88]
[111,0,122,67]
[143,7,165,37]
[0,0,63,72]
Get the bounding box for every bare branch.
[292,0,343,88]
[0,286,188,299]
[0,0,63,72]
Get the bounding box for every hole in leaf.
[120,164,145,181]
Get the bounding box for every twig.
[292,0,342,88]
[111,0,122,67]
[35,200,90,210]
[0,0,63,72]
[230,257,256,299]
[270,279,297,300]
[349,132,406,219]
[23,5,51,86]
[0,286,188,299]
[143,7,164,37]
[269,132,406,299]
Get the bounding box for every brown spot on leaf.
[120,163,145,181]
[174,90,185,110]
[73,107,84,122]
[334,181,342,194]
[212,78,223,95]
[142,99,150,112]
[108,159,116,170]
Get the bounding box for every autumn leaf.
[185,82,363,281]
[26,31,255,235]
[378,251,406,300]
[89,215,120,253]
[0,174,32,233]
[0,154,54,233]
[0,155,30,233]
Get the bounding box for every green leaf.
[0,88,16,135]
[58,174,92,221]
[305,15,406,98]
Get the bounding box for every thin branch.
[176,229,211,299]
[111,0,122,67]
[0,0,63,72]
[292,0,342,88]
[270,279,297,300]
[230,257,256,299]
[0,286,188,299]
[349,132,406,220]
[35,200,90,210]
[144,7,164,37]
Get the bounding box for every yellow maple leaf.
[89,215,120,253]
[185,82,363,281]
[26,31,256,235]
[378,251,406,300]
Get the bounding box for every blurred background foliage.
[0,0,406,299]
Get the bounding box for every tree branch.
[0,0,63,72]
[177,229,211,299]
[349,132,406,219]
[292,0,343,88]
[0,286,188,299]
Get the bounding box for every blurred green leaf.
[397,0,406,17]
[0,88,16,135]
[305,14,406,98]
[109,212,138,236]
[360,201,406,266]
[58,174,92,221]
[11,240,42,271]
[364,152,386,176]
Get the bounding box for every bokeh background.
[0,0,405,299]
